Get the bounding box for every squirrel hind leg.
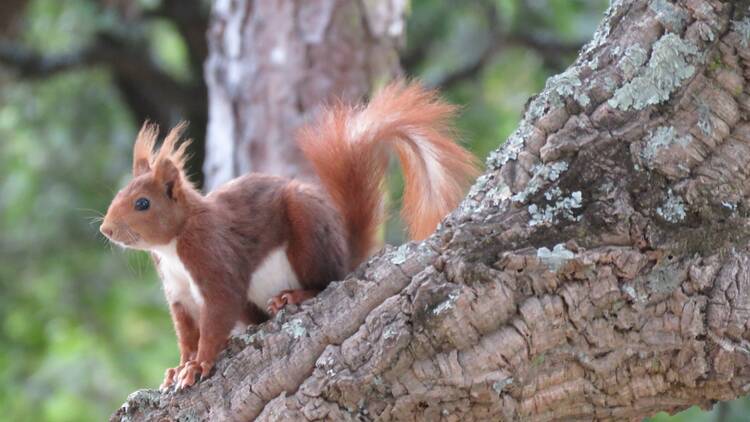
[266,289,320,315]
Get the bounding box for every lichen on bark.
[608,33,700,111]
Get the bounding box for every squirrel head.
[100,122,194,250]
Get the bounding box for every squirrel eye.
[134,197,150,211]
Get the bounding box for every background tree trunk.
[0,0,27,37]
[201,0,405,190]
[113,0,750,420]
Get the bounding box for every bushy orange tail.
[298,81,479,268]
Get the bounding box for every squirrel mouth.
[105,227,141,248]
[113,238,136,248]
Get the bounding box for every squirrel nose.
[100,223,114,238]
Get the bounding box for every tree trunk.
[201,0,405,190]
[0,0,27,37]
[113,1,750,420]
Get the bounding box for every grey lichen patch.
[647,258,686,294]
[621,284,644,303]
[545,161,569,180]
[121,389,161,414]
[694,1,715,16]
[733,18,750,48]
[282,318,306,339]
[236,329,265,345]
[603,76,617,91]
[432,291,459,316]
[617,45,648,79]
[466,173,491,199]
[492,377,513,394]
[537,243,575,271]
[511,161,569,203]
[622,285,637,300]
[649,0,688,32]
[696,21,716,42]
[609,34,700,111]
[587,56,600,71]
[528,191,583,227]
[552,68,581,98]
[316,352,338,377]
[485,183,512,207]
[390,244,409,265]
[383,326,398,340]
[460,174,493,214]
[598,180,615,195]
[550,67,590,107]
[641,126,691,167]
[544,186,562,201]
[697,101,713,136]
[486,122,531,169]
[656,189,687,223]
[576,90,591,108]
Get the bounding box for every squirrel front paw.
[175,360,213,390]
[267,289,318,315]
[266,290,293,315]
[160,364,184,391]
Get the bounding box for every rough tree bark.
[202,0,405,190]
[114,1,750,420]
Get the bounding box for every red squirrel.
[99,81,478,390]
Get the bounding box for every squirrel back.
[298,81,479,268]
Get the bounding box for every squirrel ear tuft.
[155,122,191,172]
[133,121,159,176]
[150,122,192,200]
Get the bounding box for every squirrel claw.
[266,292,291,315]
[175,360,213,390]
[267,289,318,315]
[160,365,182,391]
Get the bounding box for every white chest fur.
[247,246,302,310]
[151,241,204,320]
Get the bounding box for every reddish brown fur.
[267,289,319,314]
[283,181,349,285]
[161,302,199,389]
[100,81,477,390]
[299,80,480,263]
[133,122,158,176]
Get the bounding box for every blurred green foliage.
[0,0,747,421]
[0,1,182,420]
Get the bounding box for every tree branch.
[0,34,204,112]
[0,41,98,78]
[0,28,209,185]
[114,0,750,420]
